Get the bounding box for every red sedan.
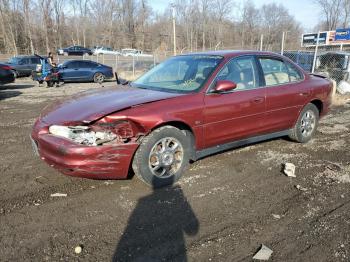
[31,51,332,187]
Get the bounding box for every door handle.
[252,97,264,103]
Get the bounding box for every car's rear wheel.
[289,103,319,143]
[132,126,191,188]
[93,72,105,83]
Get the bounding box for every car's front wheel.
[289,103,319,143]
[132,126,191,188]
[93,72,105,83]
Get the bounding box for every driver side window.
[217,56,259,90]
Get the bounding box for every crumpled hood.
[40,85,184,125]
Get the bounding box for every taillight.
[1,65,12,70]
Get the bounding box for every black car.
[4,56,42,77]
[0,63,15,85]
[57,46,93,56]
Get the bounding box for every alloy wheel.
[300,110,316,137]
[148,137,184,178]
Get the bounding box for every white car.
[93,47,121,56]
[121,48,153,57]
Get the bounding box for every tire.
[93,72,105,83]
[132,126,191,188]
[47,81,54,87]
[289,103,319,143]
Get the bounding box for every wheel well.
[310,99,323,115]
[151,121,192,134]
[152,121,196,159]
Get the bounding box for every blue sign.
[335,28,350,41]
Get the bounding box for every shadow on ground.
[113,177,199,262]
[0,84,35,90]
[0,90,22,100]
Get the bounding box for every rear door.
[17,58,31,75]
[77,61,95,80]
[203,55,266,148]
[258,56,310,132]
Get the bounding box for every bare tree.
[314,0,343,30]
[0,0,303,55]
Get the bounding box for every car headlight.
[49,125,117,146]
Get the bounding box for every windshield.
[9,57,20,64]
[133,55,223,93]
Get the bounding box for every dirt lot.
[1,78,350,261]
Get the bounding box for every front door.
[203,56,266,148]
[60,61,80,81]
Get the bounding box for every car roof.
[65,60,96,63]
[12,55,40,59]
[180,50,280,58]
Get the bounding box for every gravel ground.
[1,78,350,261]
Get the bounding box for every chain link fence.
[1,39,350,93]
[283,43,350,93]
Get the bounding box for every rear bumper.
[0,73,15,84]
[31,132,138,179]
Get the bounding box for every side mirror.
[213,80,237,93]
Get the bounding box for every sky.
[149,0,320,32]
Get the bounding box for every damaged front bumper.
[31,122,139,179]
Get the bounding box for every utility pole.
[172,5,176,56]
[312,31,321,73]
[281,32,285,55]
[260,34,264,51]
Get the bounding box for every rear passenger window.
[285,61,303,82]
[31,58,41,64]
[259,58,289,86]
[66,61,79,68]
[79,61,94,68]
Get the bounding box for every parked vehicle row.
[31,50,332,188]
[56,45,153,57]
[3,55,42,77]
[1,53,114,85]
[57,46,93,56]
